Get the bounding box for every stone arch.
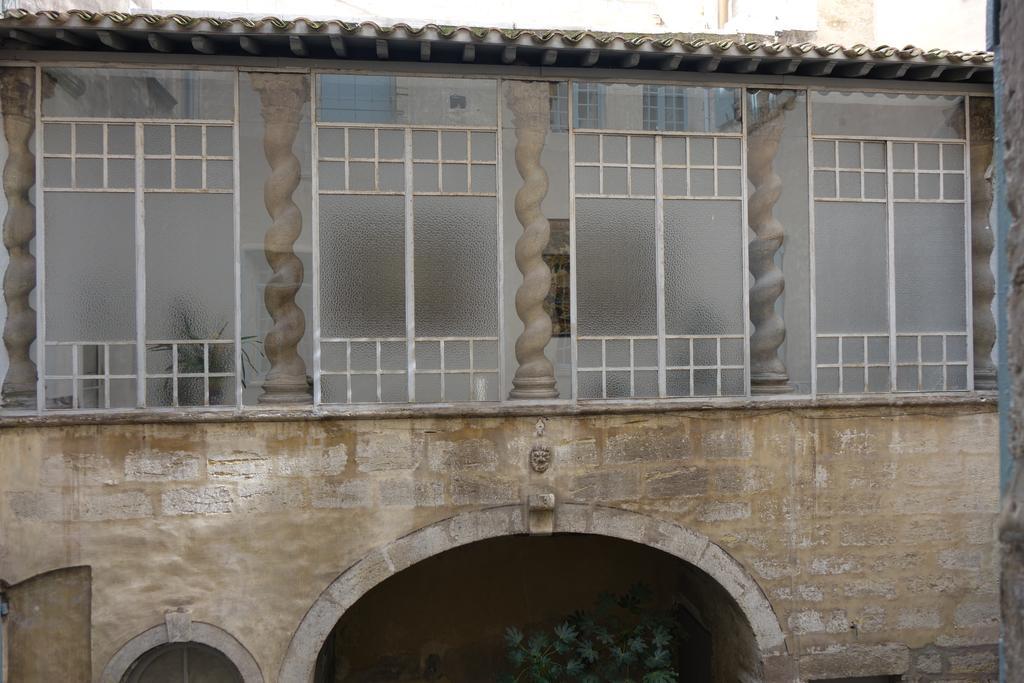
[101,619,263,683]
[278,503,787,682]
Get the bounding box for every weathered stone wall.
[0,403,999,681]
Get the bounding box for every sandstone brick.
[796,584,824,602]
[274,445,347,477]
[206,451,270,479]
[379,478,444,507]
[125,451,201,481]
[80,492,153,521]
[568,469,640,502]
[236,482,307,513]
[311,480,373,509]
[427,437,498,472]
[710,465,773,493]
[840,521,897,546]
[788,610,848,634]
[697,501,750,522]
[450,474,517,505]
[751,557,800,580]
[839,578,898,600]
[7,490,65,521]
[553,438,598,467]
[858,606,887,632]
[449,507,516,545]
[897,607,943,630]
[913,648,943,674]
[383,524,450,573]
[161,486,232,515]
[40,452,117,486]
[643,466,707,498]
[699,429,753,458]
[798,643,910,679]
[356,430,422,472]
[953,598,999,629]
[809,557,861,575]
[946,648,998,674]
[604,430,690,463]
[939,549,984,571]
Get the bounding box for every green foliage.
[500,584,681,683]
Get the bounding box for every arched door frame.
[277,503,787,682]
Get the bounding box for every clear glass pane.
[811,92,964,139]
[43,68,234,119]
[576,83,741,133]
[317,75,497,126]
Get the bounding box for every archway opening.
[313,534,760,682]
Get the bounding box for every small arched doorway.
[314,534,757,682]
[123,642,243,683]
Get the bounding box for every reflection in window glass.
[123,642,242,683]
[42,68,234,120]
[317,75,497,126]
[575,82,740,133]
[810,91,965,139]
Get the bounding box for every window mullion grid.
[655,135,667,397]
[310,73,321,407]
[807,88,818,396]
[963,96,976,391]
[34,65,45,413]
[404,127,416,402]
[568,80,579,403]
[134,121,146,408]
[494,79,505,401]
[739,87,752,396]
[233,69,244,409]
[886,140,898,391]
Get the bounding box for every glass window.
[577,82,740,133]
[123,642,242,683]
[811,91,965,139]
[317,75,497,126]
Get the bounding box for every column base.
[258,377,312,404]
[2,381,36,409]
[509,375,559,400]
[974,370,998,391]
[750,373,794,395]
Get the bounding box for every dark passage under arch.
[314,534,760,682]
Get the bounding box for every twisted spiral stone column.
[506,81,558,399]
[0,68,37,409]
[970,98,997,390]
[252,73,311,404]
[747,90,796,395]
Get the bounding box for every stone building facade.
[0,9,1001,683]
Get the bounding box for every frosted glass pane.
[664,200,743,335]
[320,195,405,337]
[414,196,498,336]
[317,75,497,126]
[43,68,233,119]
[576,198,657,336]
[894,203,966,332]
[45,193,135,341]
[145,194,234,339]
[811,92,964,139]
[815,201,888,333]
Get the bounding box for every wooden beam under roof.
[8,29,48,47]
[462,43,475,62]
[581,49,600,66]
[621,52,640,68]
[97,30,131,51]
[289,35,308,57]
[836,61,873,77]
[191,35,216,54]
[375,39,388,59]
[502,45,516,63]
[660,54,682,70]
[239,36,262,55]
[694,56,721,72]
[329,35,347,57]
[541,48,557,65]
[419,40,430,61]
[54,29,90,48]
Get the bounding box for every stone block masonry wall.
[0,403,999,682]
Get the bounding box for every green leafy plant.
[499,584,681,683]
[148,301,263,404]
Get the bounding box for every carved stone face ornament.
[529,445,552,473]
